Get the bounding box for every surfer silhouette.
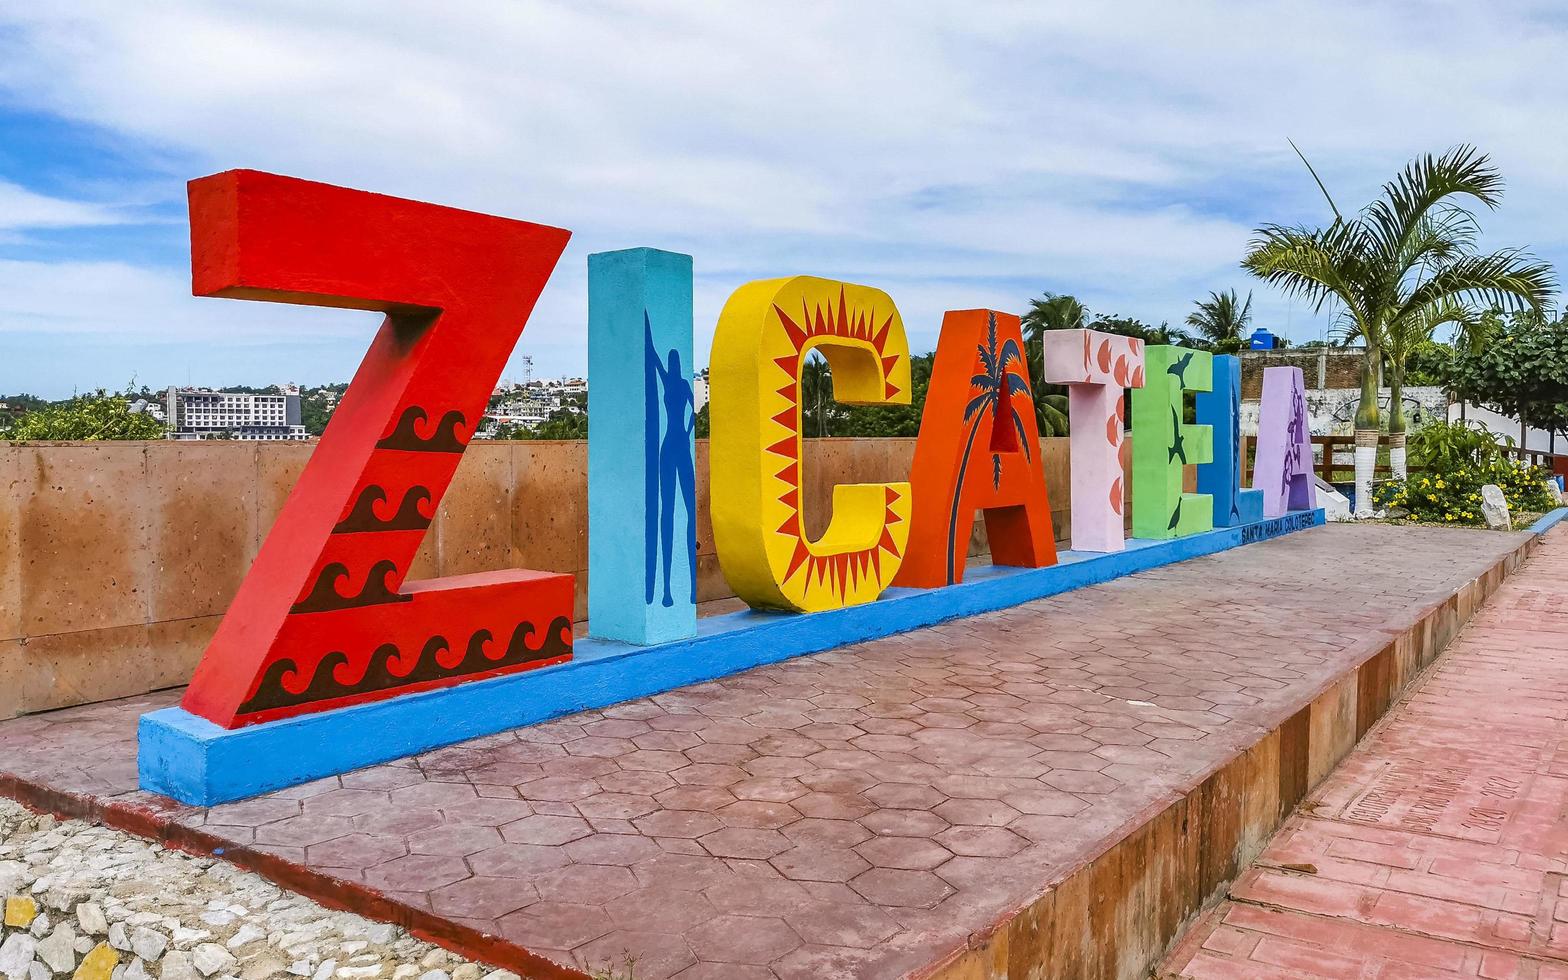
[644,313,697,607]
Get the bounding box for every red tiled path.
[0,523,1535,979]
[1160,525,1568,980]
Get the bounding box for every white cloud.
[0,177,121,230]
[0,258,370,338]
[0,0,1566,393]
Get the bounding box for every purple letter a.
[1252,366,1316,519]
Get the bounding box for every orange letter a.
[894,310,1057,588]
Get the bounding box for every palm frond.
[975,342,998,380]
[1365,145,1503,271]
[1011,404,1032,461]
[964,391,994,423]
[1036,394,1070,438]
[1394,248,1556,326]
[1004,368,1031,400]
[1385,298,1474,358]
[1289,138,1342,223]
[999,337,1024,371]
[1242,223,1372,331]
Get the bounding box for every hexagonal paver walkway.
[0,523,1535,979]
[1158,525,1568,978]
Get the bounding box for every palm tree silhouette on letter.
[945,313,1032,585]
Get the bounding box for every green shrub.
[1407,419,1510,470]
[1375,456,1556,525]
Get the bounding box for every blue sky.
[2,2,1566,398]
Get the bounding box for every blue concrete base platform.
[140,508,1326,805]
[1528,506,1568,535]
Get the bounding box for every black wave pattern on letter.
[237,616,574,715]
[332,485,434,533]
[289,559,410,614]
[376,406,469,453]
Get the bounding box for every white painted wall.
[1449,402,1564,453]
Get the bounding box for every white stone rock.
[310,961,336,980]
[160,951,200,980]
[126,958,154,980]
[415,952,447,971]
[334,966,382,980]
[192,945,236,978]
[76,936,97,954]
[448,966,479,980]
[36,922,78,973]
[362,924,396,946]
[0,861,28,896]
[1481,484,1511,530]
[224,926,265,952]
[417,972,449,980]
[29,962,49,980]
[337,944,368,957]
[199,911,237,928]
[78,902,110,936]
[286,962,312,978]
[0,933,37,980]
[131,927,170,962]
[390,966,418,980]
[478,972,517,980]
[171,929,211,950]
[110,922,132,951]
[28,912,49,937]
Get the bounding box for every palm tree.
[1243,143,1554,516]
[1021,292,1089,354]
[1037,393,1069,437]
[1383,299,1473,476]
[1020,292,1087,439]
[1185,289,1254,350]
[800,353,833,437]
[946,313,1030,584]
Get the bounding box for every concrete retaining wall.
[918,533,1533,980]
[0,436,1109,718]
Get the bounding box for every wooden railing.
[1500,444,1566,472]
[1240,434,1568,485]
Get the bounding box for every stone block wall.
[1239,349,1363,400]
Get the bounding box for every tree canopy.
[1,390,165,441]
[1444,310,1568,441]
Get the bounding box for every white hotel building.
[164,387,308,441]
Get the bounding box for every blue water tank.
[1249,328,1276,350]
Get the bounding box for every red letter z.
[180,170,573,728]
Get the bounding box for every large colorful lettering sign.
[897,310,1056,586]
[1132,346,1215,539]
[587,248,697,644]
[708,277,913,612]
[139,168,1332,807]
[1042,328,1144,552]
[1253,365,1318,518]
[180,171,575,728]
[1195,355,1265,527]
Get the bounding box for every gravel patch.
[0,799,517,980]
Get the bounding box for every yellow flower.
[1435,478,1445,489]
[1445,513,1455,520]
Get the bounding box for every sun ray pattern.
[709,276,912,612]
